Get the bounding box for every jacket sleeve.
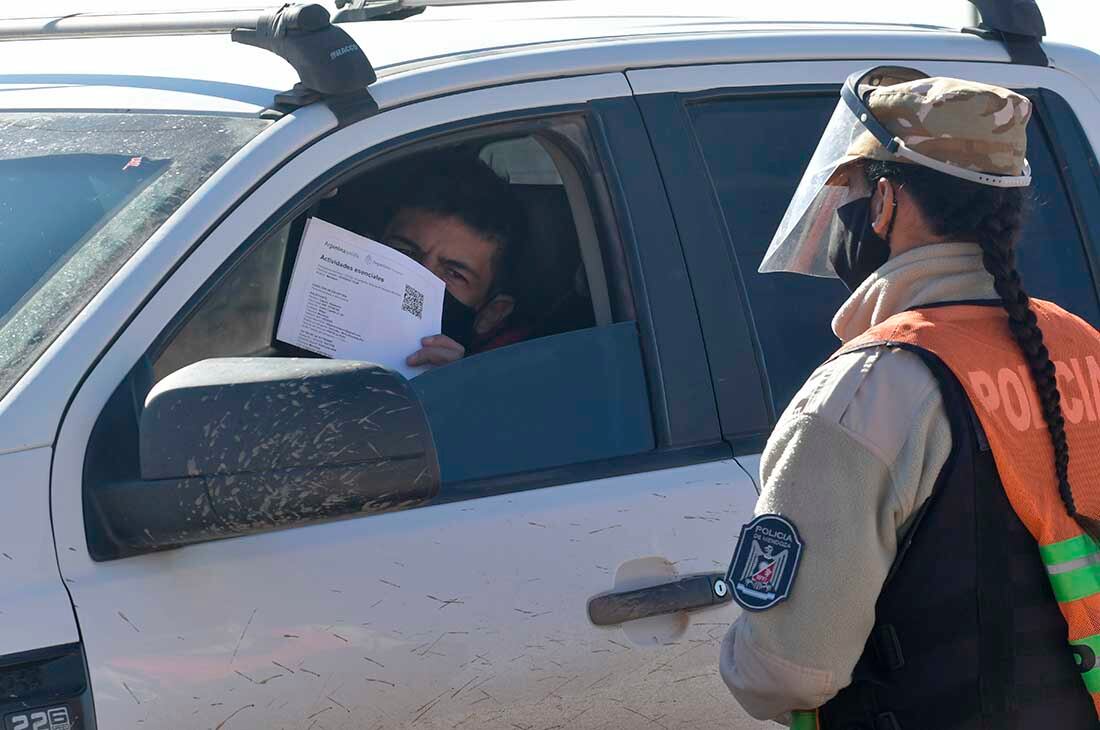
[719,349,951,720]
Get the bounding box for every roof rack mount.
[231,4,375,97]
[964,0,1048,67]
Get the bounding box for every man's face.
[383,208,498,308]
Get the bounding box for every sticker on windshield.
[726,514,803,611]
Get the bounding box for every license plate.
[4,706,75,730]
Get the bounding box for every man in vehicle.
[380,153,531,368]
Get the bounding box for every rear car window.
[0,112,269,400]
[688,92,1100,418]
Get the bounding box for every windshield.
[0,112,270,400]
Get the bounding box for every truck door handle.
[587,572,732,626]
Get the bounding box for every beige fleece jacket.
[720,243,999,722]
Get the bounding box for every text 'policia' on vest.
[967,352,1100,433]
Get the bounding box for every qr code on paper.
[402,284,424,319]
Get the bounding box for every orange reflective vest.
[841,298,1100,716]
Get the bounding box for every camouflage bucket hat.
[840,69,1033,187]
[759,65,1032,278]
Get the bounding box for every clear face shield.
[758,66,1032,278]
[757,101,873,277]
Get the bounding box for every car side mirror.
[85,358,439,560]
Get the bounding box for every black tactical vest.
[819,344,1097,730]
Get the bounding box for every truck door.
[52,73,764,729]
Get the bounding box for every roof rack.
[963,0,1048,67]
[0,9,268,41]
[0,0,572,37]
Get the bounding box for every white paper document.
[276,218,445,379]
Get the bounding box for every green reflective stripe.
[791,711,818,730]
[1041,534,1100,566]
[1049,563,1100,602]
[1043,535,1100,602]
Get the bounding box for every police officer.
[719,67,1100,728]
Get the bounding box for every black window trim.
[637,83,837,456]
[588,97,723,450]
[128,100,729,507]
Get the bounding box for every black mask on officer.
[441,290,478,350]
[828,186,898,292]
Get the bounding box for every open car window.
[146,120,652,492]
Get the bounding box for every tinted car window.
[690,93,1100,418]
[689,95,847,414]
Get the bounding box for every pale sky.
[1,1,1096,53]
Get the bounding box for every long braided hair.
[864,159,1100,541]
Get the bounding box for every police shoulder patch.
[726,514,804,611]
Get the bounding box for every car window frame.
[94,81,728,511]
[634,63,1100,454]
[149,117,619,376]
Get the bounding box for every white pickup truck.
[1,1,1098,728]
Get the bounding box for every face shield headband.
[839,69,1033,189]
[758,66,1032,279]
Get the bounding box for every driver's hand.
[407,334,465,368]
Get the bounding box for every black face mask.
[828,196,894,292]
[441,290,478,350]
